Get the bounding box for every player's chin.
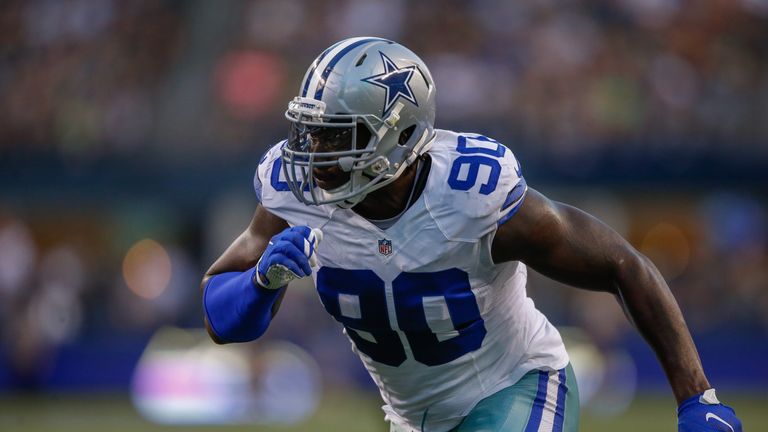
[314,175,349,190]
[313,169,349,190]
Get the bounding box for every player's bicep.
[492,188,634,292]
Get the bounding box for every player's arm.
[201,204,286,343]
[491,188,709,404]
[201,204,319,344]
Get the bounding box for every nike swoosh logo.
[706,412,734,432]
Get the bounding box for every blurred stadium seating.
[0,0,766,429]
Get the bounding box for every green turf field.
[0,391,764,431]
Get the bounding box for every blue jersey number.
[447,135,506,195]
[269,157,312,192]
[316,267,486,367]
[269,158,291,191]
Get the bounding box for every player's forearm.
[200,214,284,343]
[203,267,285,343]
[614,252,710,404]
[202,231,263,287]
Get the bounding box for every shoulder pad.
[254,141,330,223]
[424,130,527,242]
[254,140,287,203]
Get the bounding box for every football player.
[201,38,741,432]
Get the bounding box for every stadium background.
[0,0,766,430]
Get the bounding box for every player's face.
[288,122,371,190]
[308,127,352,190]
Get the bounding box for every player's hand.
[678,389,742,432]
[255,226,323,290]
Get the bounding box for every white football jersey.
[254,129,569,432]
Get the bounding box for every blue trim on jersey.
[502,178,527,211]
[301,41,345,97]
[498,185,527,226]
[525,371,550,432]
[313,38,390,100]
[497,204,522,226]
[553,368,568,432]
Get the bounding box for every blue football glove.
[255,226,323,290]
[678,389,742,432]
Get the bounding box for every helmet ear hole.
[398,125,416,146]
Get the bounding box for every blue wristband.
[203,267,284,343]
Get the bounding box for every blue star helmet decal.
[362,52,419,114]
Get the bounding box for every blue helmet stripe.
[301,40,345,97]
[313,37,390,101]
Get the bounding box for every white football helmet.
[283,37,436,207]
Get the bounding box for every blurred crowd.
[0,0,184,156]
[1,0,767,163]
[0,0,767,392]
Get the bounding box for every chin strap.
[337,194,366,209]
[336,128,435,208]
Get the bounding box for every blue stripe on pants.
[553,368,567,432]
[524,370,550,432]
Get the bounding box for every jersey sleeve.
[496,157,527,226]
[425,132,528,242]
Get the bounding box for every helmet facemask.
[283,97,407,207]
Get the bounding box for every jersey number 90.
[317,267,487,367]
[447,134,506,195]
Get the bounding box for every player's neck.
[352,160,422,220]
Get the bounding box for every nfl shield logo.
[378,239,393,256]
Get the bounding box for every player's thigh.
[454,364,580,432]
